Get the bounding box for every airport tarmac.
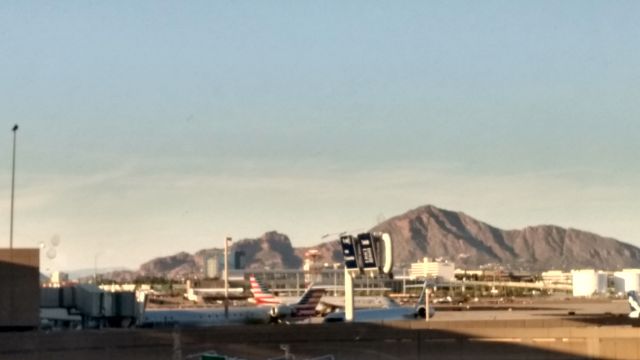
[301,297,631,324]
[427,298,631,322]
[1,298,638,359]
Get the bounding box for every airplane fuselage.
[142,307,270,327]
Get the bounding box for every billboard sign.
[340,235,360,270]
[357,233,378,270]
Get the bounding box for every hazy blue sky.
[1,1,639,270]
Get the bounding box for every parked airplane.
[628,291,640,318]
[249,275,394,313]
[249,275,325,322]
[141,306,270,327]
[141,280,324,327]
[323,281,435,323]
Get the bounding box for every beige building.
[0,248,40,329]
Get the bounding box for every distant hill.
[66,267,131,280]
[97,205,640,281]
[369,205,640,271]
[133,231,302,279]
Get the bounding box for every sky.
[0,1,639,271]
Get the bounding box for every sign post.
[339,232,393,322]
[340,235,359,322]
[344,267,354,321]
[425,287,430,323]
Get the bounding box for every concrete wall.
[2,321,640,359]
[0,248,39,329]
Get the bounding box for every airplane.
[315,295,398,314]
[628,291,640,318]
[248,275,325,322]
[249,274,395,313]
[140,305,270,327]
[140,279,324,327]
[323,281,435,323]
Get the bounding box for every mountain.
[139,252,197,279]
[98,231,303,281]
[369,205,640,271]
[66,267,131,280]
[231,231,302,270]
[98,205,640,280]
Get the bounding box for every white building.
[49,271,69,287]
[613,269,640,295]
[409,258,455,281]
[99,283,137,292]
[571,269,607,297]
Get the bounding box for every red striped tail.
[249,274,281,305]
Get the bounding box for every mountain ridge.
[95,205,640,281]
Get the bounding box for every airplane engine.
[269,304,292,323]
[415,306,435,319]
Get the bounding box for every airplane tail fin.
[249,274,281,305]
[292,284,326,318]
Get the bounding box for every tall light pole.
[9,124,18,250]
[333,263,340,296]
[94,251,103,284]
[224,236,231,320]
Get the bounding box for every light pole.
[94,252,103,284]
[224,236,231,320]
[9,124,18,249]
[333,263,340,296]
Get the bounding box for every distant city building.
[234,251,246,270]
[453,269,483,280]
[204,250,244,279]
[50,271,69,287]
[571,269,607,297]
[541,270,572,287]
[99,283,137,292]
[613,269,640,295]
[205,252,222,278]
[409,258,455,282]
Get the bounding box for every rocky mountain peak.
[103,205,640,280]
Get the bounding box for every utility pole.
[9,124,18,249]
